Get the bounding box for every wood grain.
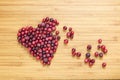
[0,0,120,79]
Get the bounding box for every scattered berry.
[63,26,67,30]
[87,45,92,50]
[99,52,103,57]
[94,52,99,57]
[86,53,91,58]
[98,39,102,44]
[102,62,107,68]
[64,39,69,44]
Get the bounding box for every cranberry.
[55,30,60,35]
[69,27,72,31]
[64,39,68,44]
[90,59,95,63]
[99,52,103,57]
[94,52,99,57]
[84,58,90,63]
[66,32,71,38]
[86,53,91,58]
[103,49,108,54]
[98,39,102,44]
[63,26,67,30]
[87,45,92,50]
[89,62,93,66]
[72,48,76,53]
[101,45,106,50]
[97,45,101,50]
[17,17,60,66]
[72,52,76,56]
[76,52,81,57]
[102,62,107,68]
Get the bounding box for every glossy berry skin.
[64,39,68,44]
[72,52,76,56]
[102,62,107,68]
[99,52,103,57]
[103,49,108,54]
[76,52,81,57]
[97,45,101,50]
[94,52,99,57]
[84,58,90,63]
[86,53,91,58]
[101,45,106,50]
[72,48,76,53]
[98,39,102,44]
[90,59,95,63]
[55,30,60,35]
[63,26,67,30]
[69,27,72,31]
[87,45,92,50]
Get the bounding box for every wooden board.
[0,0,120,79]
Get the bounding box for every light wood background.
[0,0,120,79]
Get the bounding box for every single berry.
[72,48,76,53]
[69,27,72,31]
[64,39,68,44]
[86,53,91,58]
[97,45,101,50]
[84,58,90,63]
[101,45,106,50]
[103,49,108,54]
[55,30,60,35]
[94,52,99,57]
[102,62,107,68]
[99,52,103,57]
[90,59,95,63]
[87,45,92,50]
[63,26,67,30]
[98,39,102,44]
[76,52,81,57]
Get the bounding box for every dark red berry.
[69,27,72,31]
[72,52,76,56]
[89,62,93,66]
[86,53,91,58]
[63,26,67,30]
[103,49,108,54]
[87,45,92,50]
[72,48,76,53]
[84,58,89,63]
[97,45,101,50]
[102,62,107,68]
[66,32,71,38]
[94,52,99,57]
[98,39,102,44]
[90,59,95,63]
[55,30,60,35]
[76,52,81,57]
[99,52,103,57]
[64,39,68,44]
[101,45,106,50]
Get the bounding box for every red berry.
[63,26,67,30]
[76,52,81,57]
[69,27,72,31]
[55,30,60,35]
[72,52,76,56]
[64,39,68,44]
[99,52,103,57]
[66,32,71,38]
[94,52,99,57]
[87,45,92,50]
[98,39,102,44]
[97,45,101,50]
[84,58,89,63]
[90,59,95,63]
[102,62,107,68]
[101,45,106,50]
[72,48,76,53]
[103,49,108,54]
[89,62,93,66]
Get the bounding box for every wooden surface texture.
[0,0,120,79]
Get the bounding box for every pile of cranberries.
[17,17,108,68]
[17,17,60,65]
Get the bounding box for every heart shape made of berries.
[17,17,60,65]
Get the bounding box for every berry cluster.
[17,17,60,65]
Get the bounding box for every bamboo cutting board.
[0,0,120,79]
